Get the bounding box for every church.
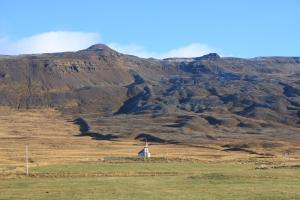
[138,141,151,158]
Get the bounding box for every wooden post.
[25,145,29,176]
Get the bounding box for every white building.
[138,141,151,158]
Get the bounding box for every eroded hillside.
[0,44,300,146]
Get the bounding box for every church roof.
[138,147,148,154]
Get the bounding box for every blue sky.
[0,0,299,58]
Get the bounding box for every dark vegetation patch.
[220,94,237,104]
[68,65,80,72]
[261,142,283,148]
[244,131,261,135]
[201,173,227,180]
[0,72,6,79]
[236,104,259,117]
[188,173,228,181]
[222,143,250,149]
[27,171,182,178]
[207,87,218,96]
[205,134,217,140]
[114,72,152,115]
[114,86,151,114]
[204,116,223,125]
[217,72,241,81]
[131,73,145,85]
[165,115,194,128]
[223,148,260,155]
[279,82,300,97]
[238,121,255,128]
[243,75,259,82]
[78,132,119,140]
[222,143,263,155]
[256,164,300,170]
[271,164,300,169]
[259,122,273,128]
[288,100,300,107]
[72,117,90,133]
[134,133,178,144]
[73,117,118,140]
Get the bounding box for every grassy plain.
[1,107,300,199]
[1,160,300,200]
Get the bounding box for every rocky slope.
[0,44,300,144]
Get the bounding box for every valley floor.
[0,107,300,199]
[1,160,300,200]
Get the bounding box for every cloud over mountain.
[0,31,101,55]
[0,31,217,58]
[108,43,216,58]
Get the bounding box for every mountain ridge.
[2,43,300,60]
[0,44,300,144]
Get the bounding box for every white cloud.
[108,42,216,59]
[0,31,100,55]
[108,43,157,58]
[160,43,215,58]
[0,31,218,58]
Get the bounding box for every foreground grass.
[1,160,300,200]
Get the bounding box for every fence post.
[25,145,29,176]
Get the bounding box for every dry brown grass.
[0,106,299,175]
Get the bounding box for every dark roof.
[138,147,150,155]
[138,148,145,154]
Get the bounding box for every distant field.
[1,107,299,169]
[1,160,300,200]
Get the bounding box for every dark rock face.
[1,44,300,141]
[195,53,221,61]
[280,82,300,97]
[205,116,223,125]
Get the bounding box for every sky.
[0,0,299,58]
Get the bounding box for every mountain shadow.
[72,117,118,140]
[135,133,179,144]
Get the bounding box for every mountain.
[0,44,300,145]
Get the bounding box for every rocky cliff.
[1,44,300,143]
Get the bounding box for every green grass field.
[1,159,300,200]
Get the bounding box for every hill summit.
[0,44,300,144]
